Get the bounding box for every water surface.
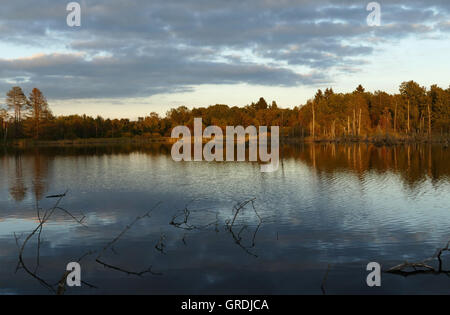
[0,143,449,294]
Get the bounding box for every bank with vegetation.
[1,80,449,147]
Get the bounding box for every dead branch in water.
[321,264,332,295]
[170,207,195,230]
[96,259,162,277]
[170,202,220,246]
[55,207,86,226]
[169,198,263,258]
[226,198,257,229]
[155,233,167,254]
[170,204,219,231]
[386,240,450,276]
[15,194,162,294]
[34,201,43,273]
[225,198,263,258]
[95,202,163,276]
[14,190,82,294]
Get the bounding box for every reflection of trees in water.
[284,143,450,188]
[4,143,170,203]
[8,150,50,202]
[4,143,449,200]
[30,149,49,201]
[9,154,27,202]
[3,143,172,158]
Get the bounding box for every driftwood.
[386,240,450,276]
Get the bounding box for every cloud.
[0,51,327,99]
[0,0,448,100]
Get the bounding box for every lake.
[0,143,449,294]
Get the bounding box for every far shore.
[2,137,175,148]
[2,133,450,148]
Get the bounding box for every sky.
[0,0,449,119]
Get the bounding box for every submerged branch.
[226,198,263,258]
[95,202,163,277]
[15,190,70,294]
[386,240,450,277]
[96,258,162,276]
[14,193,163,294]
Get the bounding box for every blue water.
[0,143,449,294]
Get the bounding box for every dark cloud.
[0,0,448,99]
[0,51,326,99]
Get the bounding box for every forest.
[1,81,449,143]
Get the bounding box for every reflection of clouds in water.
[0,218,89,251]
[84,212,118,227]
[0,219,40,238]
[1,144,450,249]
[0,144,449,293]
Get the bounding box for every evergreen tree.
[26,88,51,139]
[6,86,28,137]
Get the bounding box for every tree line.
[1,81,449,142]
[300,82,450,140]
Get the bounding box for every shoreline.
[2,137,175,148]
[2,134,450,148]
[283,135,450,147]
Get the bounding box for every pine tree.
[399,81,427,134]
[26,88,51,139]
[6,87,27,123]
[6,86,28,137]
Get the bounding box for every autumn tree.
[6,86,28,136]
[0,107,9,141]
[1,82,448,142]
[399,81,427,134]
[428,85,450,135]
[352,85,369,136]
[26,88,51,139]
[254,97,268,110]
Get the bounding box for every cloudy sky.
[0,0,449,118]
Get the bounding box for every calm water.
[0,143,449,294]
